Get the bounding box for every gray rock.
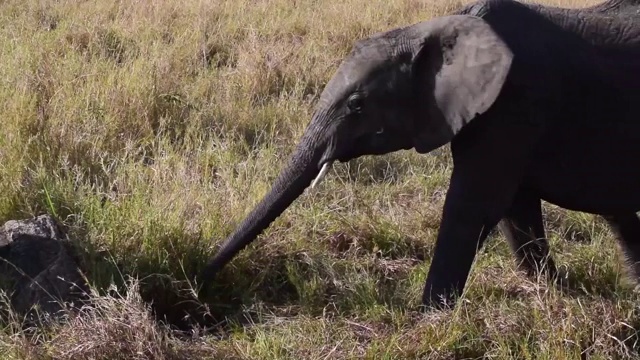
[0,214,62,245]
[0,215,89,320]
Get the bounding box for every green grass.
[2,0,639,358]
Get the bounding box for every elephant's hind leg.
[603,213,640,280]
[498,189,557,279]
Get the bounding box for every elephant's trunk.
[586,0,640,13]
[199,125,327,285]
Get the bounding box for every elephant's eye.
[347,93,364,113]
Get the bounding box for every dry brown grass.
[0,0,636,358]
[2,280,216,360]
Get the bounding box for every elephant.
[198,0,640,310]
[582,0,640,13]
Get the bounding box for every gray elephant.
[582,0,640,13]
[199,0,640,310]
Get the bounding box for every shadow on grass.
[479,262,632,303]
[75,245,307,336]
[609,315,640,357]
[127,255,422,337]
[547,261,633,301]
[51,214,640,351]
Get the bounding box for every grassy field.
[2,0,639,358]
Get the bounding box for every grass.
[1,0,638,358]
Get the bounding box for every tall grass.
[3,0,638,358]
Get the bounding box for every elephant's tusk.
[311,162,332,189]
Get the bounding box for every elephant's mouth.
[311,146,356,189]
[311,161,333,188]
[310,127,414,189]
[311,130,396,189]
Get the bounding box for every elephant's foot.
[420,286,459,311]
[517,252,558,282]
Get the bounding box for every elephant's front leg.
[420,168,513,309]
[420,122,542,309]
[498,189,557,279]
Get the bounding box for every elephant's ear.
[410,15,514,152]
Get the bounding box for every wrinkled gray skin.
[582,0,640,13]
[200,0,640,309]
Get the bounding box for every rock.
[0,214,62,246]
[0,214,89,320]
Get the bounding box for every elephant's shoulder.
[453,0,516,17]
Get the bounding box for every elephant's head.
[199,15,513,287]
